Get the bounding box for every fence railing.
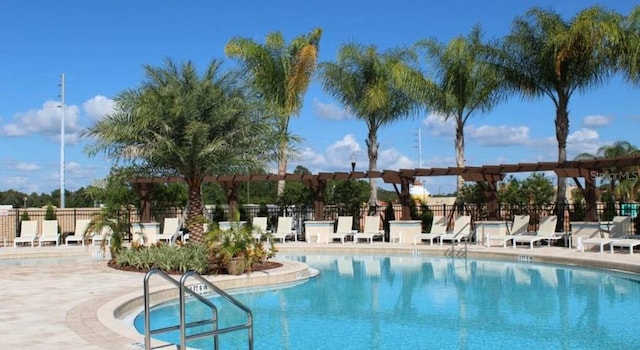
[1,202,637,245]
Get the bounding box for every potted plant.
[207,221,276,275]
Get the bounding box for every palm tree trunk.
[554,96,570,231]
[455,118,466,193]
[555,97,569,206]
[186,179,205,243]
[366,127,379,208]
[277,139,288,197]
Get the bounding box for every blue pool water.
[135,254,640,349]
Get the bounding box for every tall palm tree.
[575,141,639,201]
[319,43,420,208]
[84,59,273,243]
[225,28,322,196]
[409,26,503,192]
[485,6,625,207]
[619,6,640,83]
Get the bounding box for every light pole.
[350,152,357,173]
[23,197,27,208]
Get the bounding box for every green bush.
[45,203,57,220]
[570,202,586,221]
[420,205,434,233]
[114,244,211,274]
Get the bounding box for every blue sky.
[0,0,638,197]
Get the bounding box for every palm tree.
[575,141,639,201]
[319,43,420,209]
[84,59,273,243]
[619,6,640,83]
[485,6,625,206]
[225,28,322,196]
[408,26,503,192]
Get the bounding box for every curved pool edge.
[276,243,640,275]
[86,244,640,349]
[94,259,315,349]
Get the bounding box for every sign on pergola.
[128,155,640,223]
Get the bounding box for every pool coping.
[94,259,316,349]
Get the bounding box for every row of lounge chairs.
[413,214,639,254]
[14,214,639,254]
[13,219,111,247]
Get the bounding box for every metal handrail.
[143,268,253,350]
[179,271,254,350]
[144,268,184,349]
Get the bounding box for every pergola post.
[570,169,598,222]
[461,173,504,221]
[310,179,327,221]
[584,175,598,222]
[485,180,500,220]
[220,181,239,221]
[132,183,153,223]
[390,175,414,220]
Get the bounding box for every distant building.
[410,179,430,202]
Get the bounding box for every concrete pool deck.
[2,242,640,349]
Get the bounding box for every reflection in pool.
[135,254,640,349]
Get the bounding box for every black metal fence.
[2,202,637,245]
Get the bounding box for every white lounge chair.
[14,220,38,247]
[485,215,530,248]
[610,239,640,255]
[218,221,247,231]
[251,217,269,241]
[603,216,631,239]
[353,215,384,243]
[573,221,610,253]
[513,216,561,249]
[91,226,112,246]
[65,219,91,246]
[328,216,356,243]
[157,217,181,244]
[439,215,472,245]
[39,220,60,247]
[413,215,447,245]
[272,217,295,243]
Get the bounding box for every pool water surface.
[135,254,640,349]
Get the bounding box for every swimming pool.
[135,254,640,349]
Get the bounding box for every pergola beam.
[127,155,640,224]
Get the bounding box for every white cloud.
[2,176,39,194]
[567,127,600,156]
[312,98,352,120]
[293,134,419,174]
[423,113,455,136]
[83,95,115,121]
[583,115,612,127]
[296,147,327,167]
[0,100,81,138]
[13,162,40,171]
[378,148,414,170]
[467,125,530,146]
[324,134,362,169]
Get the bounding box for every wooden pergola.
[128,155,640,223]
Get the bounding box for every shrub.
[206,223,276,274]
[114,244,211,274]
[45,203,57,220]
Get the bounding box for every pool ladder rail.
[143,268,254,350]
